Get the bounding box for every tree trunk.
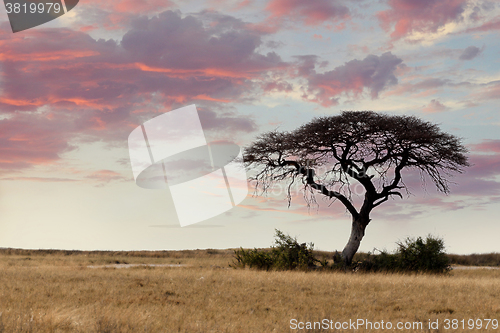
[341,216,369,266]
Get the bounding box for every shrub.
[357,235,451,274]
[397,236,450,273]
[232,229,318,271]
[355,250,399,272]
[233,248,274,270]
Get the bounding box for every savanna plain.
[0,249,498,332]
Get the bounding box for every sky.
[0,0,499,254]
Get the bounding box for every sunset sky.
[0,0,499,254]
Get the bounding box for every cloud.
[459,46,482,60]
[85,169,128,186]
[468,1,497,22]
[451,153,500,197]
[377,0,467,41]
[198,107,257,133]
[251,0,350,33]
[0,113,77,171]
[0,177,78,182]
[0,10,287,171]
[298,52,404,106]
[262,80,293,93]
[239,193,349,220]
[416,141,500,200]
[0,11,287,112]
[465,154,500,180]
[386,78,449,97]
[473,80,500,100]
[470,139,500,154]
[422,99,448,113]
[82,0,174,14]
[67,0,176,32]
[265,0,350,26]
[121,11,284,74]
[463,17,500,33]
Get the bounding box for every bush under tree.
[357,235,451,273]
[233,230,451,274]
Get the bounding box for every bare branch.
[280,160,359,218]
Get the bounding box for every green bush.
[397,236,450,272]
[355,251,399,272]
[232,229,318,271]
[233,248,274,270]
[357,235,451,274]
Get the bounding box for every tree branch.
[280,160,359,219]
[372,191,402,208]
[379,151,408,198]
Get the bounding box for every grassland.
[0,249,498,332]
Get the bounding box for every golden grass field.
[0,249,498,332]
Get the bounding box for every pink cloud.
[240,193,349,220]
[473,81,500,100]
[261,80,293,93]
[297,52,404,106]
[252,0,350,33]
[232,0,253,11]
[463,17,500,33]
[120,11,286,74]
[470,140,500,154]
[0,113,76,171]
[446,151,500,199]
[82,0,174,13]
[422,99,448,113]
[0,11,284,105]
[377,0,467,41]
[427,144,500,199]
[198,107,257,133]
[464,153,500,179]
[386,78,448,96]
[0,177,78,182]
[0,10,286,171]
[113,0,174,13]
[265,0,350,26]
[69,0,175,31]
[85,169,129,186]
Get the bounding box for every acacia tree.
[244,111,469,265]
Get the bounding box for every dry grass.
[0,250,498,332]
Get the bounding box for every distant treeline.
[0,248,234,259]
[446,253,500,267]
[0,247,498,266]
